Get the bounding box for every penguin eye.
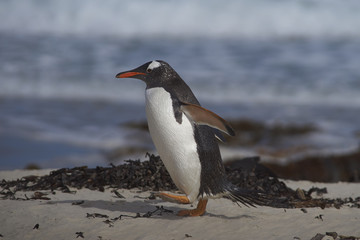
[146,68,152,73]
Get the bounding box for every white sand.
[1,169,359,240]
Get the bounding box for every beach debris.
[307,187,328,197]
[1,154,359,209]
[33,224,39,229]
[87,206,174,226]
[326,232,338,239]
[112,213,141,221]
[0,187,15,200]
[143,205,173,217]
[338,235,360,240]
[86,213,109,219]
[349,197,360,208]
[315,214,324,221]
[21,175,39,182]
[111,205,173,222]
[185,233,192,238]
[300,208,307,213]
[81,206,175,227]
[311,233,325,240]
[310,232,360,240]
[111,189,125,199]
[72,200,85,205]
[296,188,306,200]
[102,219,114,227]
[32,192,50,200]
[76,232,84,238]
[146,192,157,200]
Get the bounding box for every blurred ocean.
[1,0,360,169]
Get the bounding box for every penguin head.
[116,60,180,88]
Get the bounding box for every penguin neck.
[146,79,200,106]
[145,86,183,124]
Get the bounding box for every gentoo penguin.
[116,60,264,216]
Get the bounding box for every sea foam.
[1,0,360,39]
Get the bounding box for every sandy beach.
[1,168,359,240]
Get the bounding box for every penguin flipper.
[213,129,226,142]
[180,102,235,137]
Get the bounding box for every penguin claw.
[177,199,208,217]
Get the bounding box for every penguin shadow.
[46,196,256,220]
[46,198,184,220]
[204,201,258,220]
[205,212,256,220]
[68,199,254,220]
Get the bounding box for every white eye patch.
[147,61,161,71]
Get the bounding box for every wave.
[2,75,360,108]
[1,0,360,39]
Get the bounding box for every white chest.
[145,87,201,202]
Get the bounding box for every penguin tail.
[224,184,269,208]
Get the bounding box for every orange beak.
[116,72,146,78]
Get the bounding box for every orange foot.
[156,192,190,204]
[177,199,208,217]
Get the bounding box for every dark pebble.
[310,233,325,240]
[76,232,84,238]
[310,232,360,240]
[326,232,338,239]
